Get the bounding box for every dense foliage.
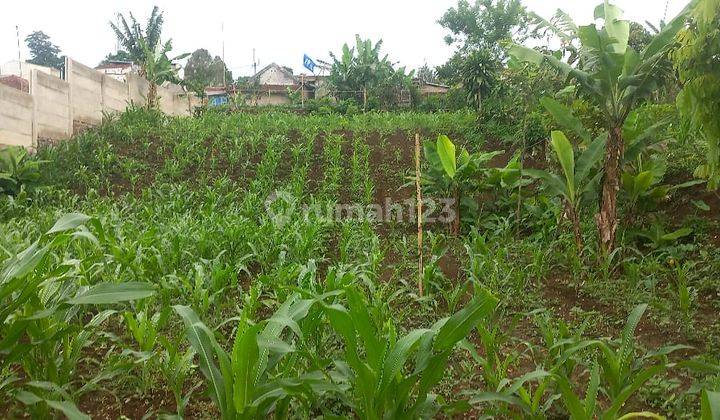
[329,35,415,110]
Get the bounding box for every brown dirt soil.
[541,273,701,357]
[78,389,216,419]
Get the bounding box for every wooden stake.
[415,133,424,296]
[301,74,305,108]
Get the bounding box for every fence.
[0,57,200,149]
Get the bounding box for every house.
[252,63,296,86]
[0,60,61,81]
[205,86,229,106]
[95,60,137,82]
[241,63,313,106]
[413,78,450,97]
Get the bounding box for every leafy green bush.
[0,146,45,196]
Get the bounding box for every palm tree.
[510,0,694,255]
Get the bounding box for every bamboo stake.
[415,133,424,296]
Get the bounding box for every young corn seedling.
[553,304,691,420]
[174,293,340,419]
[158,336,198,418]
[323,286,498,418]
[1,213,156,418]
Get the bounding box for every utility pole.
[252,48,257,75]
[16,25,22,77]
[115,14,121,53]
[221,22,226,87]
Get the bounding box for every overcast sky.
[1,0,687,77]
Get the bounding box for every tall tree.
[25,31,64,70]
[99,50,134,66]
[110,6,187,107]
[184,49,232,89]
[438,0,528,108]
[439,0,528,59]
[510,0,693,255]
[110,6,164,63]
[416,64,438,83]
[673,0,720,190]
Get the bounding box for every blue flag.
[303,54,316,72]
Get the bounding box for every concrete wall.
[0,57,199,148]
[157,84,175,115]
[1,60,61,81]
[67,58,103,125]
[31,70,72,141]
[0,83,35,148]
[127,73,150,106]
[102,74,129,113]
[256,91,293,106]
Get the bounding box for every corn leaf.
[434,289,498,351]
[173,305,228,415]
[46,213,92,235]
[702,390,720,420]
[232,323,262,413]
[69,282,156,304]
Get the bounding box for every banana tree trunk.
[148,82,158,108]
[597,126,624,255]
[566,201,583,255]
[452,188,461,235]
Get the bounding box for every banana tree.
[510,0,695,255]
[525,131,606,253]
[422,135,502,235]
[138,37,188,108]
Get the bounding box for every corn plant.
[1,213,156,417]
[173,293,340,419]
[158,336,198,418]
[323,286,498,418]
[553,304,690,420]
